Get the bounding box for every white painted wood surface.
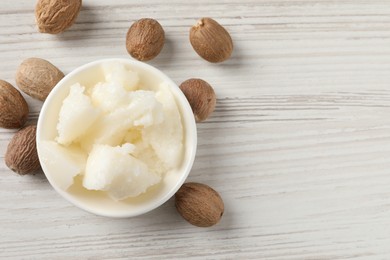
[1,0,390,259]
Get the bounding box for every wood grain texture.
[1,0,390,259]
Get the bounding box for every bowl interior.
[37,58,197,218]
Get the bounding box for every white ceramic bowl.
[37,58,197,218]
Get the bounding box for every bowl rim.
[36,58,197,218]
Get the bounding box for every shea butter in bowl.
[36,58,197,218]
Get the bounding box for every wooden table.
[1,0,390,259]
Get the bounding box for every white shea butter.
[48,62,184,200]
[143,83,183,170]
[57,83,100,145]
[40,141,87,190]
[102,62,139,91]
[83,144,161,200]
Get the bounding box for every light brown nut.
[35,0,82,34]
[0,80,29,129]
[16,58,64,101]
[190,17,233,63]
[126,18,165,61]
[5,125,41,175]
[175,182,224,227]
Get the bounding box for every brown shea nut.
[190,17,233,63]
[5,125,41,175]
[175,182,224,227]
[35,0,82,34]
[0,80,29,129]
[179,78,216,122]
[126,18,165,61]
[16,58,64,101]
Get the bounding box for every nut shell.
[190,17,233,63]
[179,78,216,122]
[126,18,165,61]
[175,182,224,227]
[35,0,82,34]
[0,80,29,129]
[16,58,64,101]
[5,125,41,175]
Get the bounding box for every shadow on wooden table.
[55,5,101,41]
